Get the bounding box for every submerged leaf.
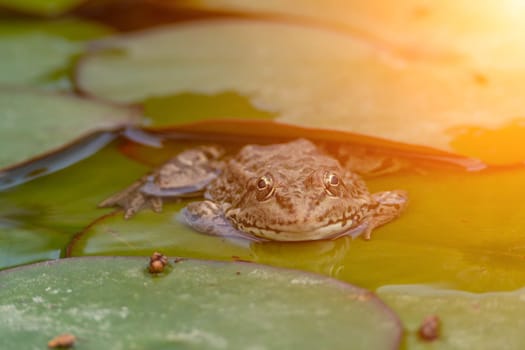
[67,201,252,259]
[0,257,402,349]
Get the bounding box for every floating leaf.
[0,89,140,170]
[175,0,525,69]
[0,131,121,190]
[0,0,85,16]
[0,257,402,349]
[378,285,525,349]
[0,19,111,87]
[76,20,525,164]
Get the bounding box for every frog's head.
[225,161,372,241]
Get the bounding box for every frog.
[99,139,408,242]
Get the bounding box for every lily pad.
[0,18,111,87]
[0,131,121,190]
[378,285,525,349]
[76,20,525,165]
[0,89,140,170]
[175,0,525,69]
[0,0,85,16]
[67,201,252,260]
[0,257,402,349]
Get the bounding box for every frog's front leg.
[327,143,406,177]
[98,174,164,219]
[364,190,408,240]
[181,201,265,242]
[99,146,223,219]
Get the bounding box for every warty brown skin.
[100,139,408,241]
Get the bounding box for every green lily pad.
[0,18,111,87]
[0,257,402,349]
[67,201,253,260]
[337,167,525,292]
[378,285,525,349]
[0,0,85,16]
[75,20,525,164]
[0,89,140,170]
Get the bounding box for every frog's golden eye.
[255,174,275,201]
[323,172,341,196]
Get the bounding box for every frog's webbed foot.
[99,146,224,219]
[180,200,264,242]
[364,190,408,240]
[98,175,164,219]
[140,146,224,197]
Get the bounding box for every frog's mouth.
[237,220,368,242]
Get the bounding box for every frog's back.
[233,139,341,174]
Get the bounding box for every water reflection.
[249,236,353,279]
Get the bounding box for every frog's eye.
[255,174,275,201]
[323,172,341,196]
